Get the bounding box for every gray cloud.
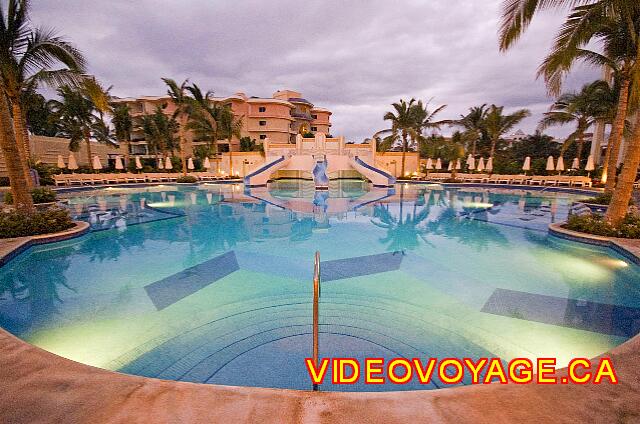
[31,0,600,141]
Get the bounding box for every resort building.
[111,90,332,157]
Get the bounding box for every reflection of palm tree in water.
[371,185,434,252]
[0,256,74,331]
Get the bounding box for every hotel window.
[259,134,267,140]
[311,126,318,132]
[259,107,266,112]
[259,121,267,126]
[311,114,317,119]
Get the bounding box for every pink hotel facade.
[111,90,332,156]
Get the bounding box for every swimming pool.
[1,180,639,391]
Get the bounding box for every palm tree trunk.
[0,91,33,212]
[576,135,584,163]
[85,137,93,169]
[605,111,640,226]
[180,134,187,176]
[124,139,131,170]
[9,100,32,188]
[603,77,630,193]
[490,137,497,159]
[401,131,407,177]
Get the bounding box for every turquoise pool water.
[1,180,639,391]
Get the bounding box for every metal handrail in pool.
[313,251,320,391]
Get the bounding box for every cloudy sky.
[32,0,599,142]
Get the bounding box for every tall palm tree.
[483,105,531,159]
[454,105,488,156]
[383,98,419,177]
[50,79,114,166]
[412,99,449,145]
[218,107,243,176]
[536,3,640,192]
[499,0,640,224]
[0,0,86,184]
[162,78,193,175]
[112,104,133,167]
[185,83,232,172]
[0,80,32,211]
[538,80,615,162]
[138,106,179,158]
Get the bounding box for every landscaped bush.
[0,207,74,238]
[176,175,198,183]
[4,187,57,205]
[302,132,315,138]
[584,192,633,206]
[564,214,640,239]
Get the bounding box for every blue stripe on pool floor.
[481,288,640,337]
[144,251,239,310]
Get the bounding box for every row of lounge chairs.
[53,172,236,186]
[419,173,592,187]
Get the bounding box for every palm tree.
[483,105,531,159]
[50,79,114,166]
[138,106,179,158]
[162,78,193,175]
[185,83,232,172]
[538,80,615,162]
[499,1,640,225]
[217,105,243,176]
[0,0,86,184]
[0,80,32,211]
[112,104,133,168]
[383,99,418,177]
[454,105,488,156]
[412,99,449,144]
[535,4,640,192]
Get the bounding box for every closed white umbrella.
[135,156,143,170]
[435,158,442,170]
[157,157,164,169]
[556,156,565,172]
[448,161,453,171]
[92,155,103,170]
[522,156,531,171]
[68,153,78,171]
[425,158,433,169]
[571,157,579,169]
[165,156,173,170]
[486,157,493,172]
[477,157,485,172]
[585,155,595,172]
[204,157,211,169]
[187,157,195,170]
[206,192,213,204]
[57,155,66,169]
[467,154,475,170]
[455,159,461,170]
[189,192,197,204]
[546,156,555,171]
[115,156,124,170]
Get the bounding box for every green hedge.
[564,214,640,239]
[4,187,57,205]
[584,192,633,206]
[176,175,198,183]
[0,207,74,238]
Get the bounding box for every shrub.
[302,132,315,138]
[0,207,74,238]
[584,192,633,206]
[564,213,640,238]
[176,175,198,183]
[4,187,57,205]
